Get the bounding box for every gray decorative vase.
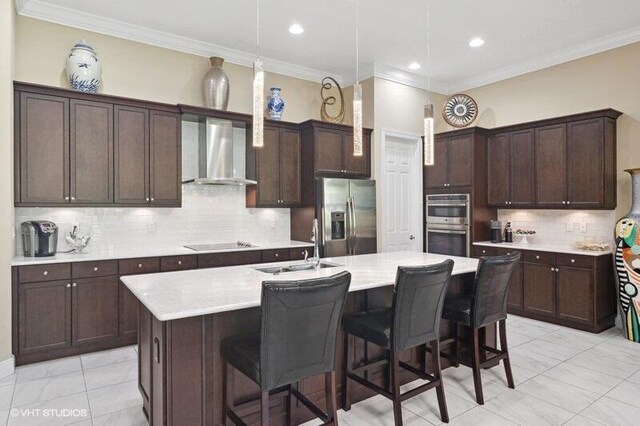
[203,57,230,110]
[614,168,640,343]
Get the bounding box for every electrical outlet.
[565,222,574,232]
[580,222,588,233]
[147,221,157,233]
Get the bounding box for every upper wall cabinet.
[14,82,181,207]
[486,109,621,210]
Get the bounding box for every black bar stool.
[221,271,352,426]
[342,260,454,425]
[441,252,521,405]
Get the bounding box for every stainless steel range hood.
[194,118,257,185]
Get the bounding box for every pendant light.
[424,1,434,166]
[353,0,363,156]
[253,0,264,148]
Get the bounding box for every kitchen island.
[121,251,483,425]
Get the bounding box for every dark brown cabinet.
[247,123,301,207]
[15,82,182,208]
[18,280,72,354]
[566,118,606,208]
[17,92,69,205]
[70,99,114,204]
[557,266,594,324]
[487,129,535,207]
[72,276,119,346]
[472,246,523,312]
[424,133,473,189]
[523,263,556,316]
[535,124,568,207]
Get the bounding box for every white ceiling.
[16,0,640,93]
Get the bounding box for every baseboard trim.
[0,355,15,380]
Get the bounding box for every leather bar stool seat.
[342,260,454,426]
[442,252,521,406]
[221,271,352,426]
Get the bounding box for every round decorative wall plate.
[442,94,478,128]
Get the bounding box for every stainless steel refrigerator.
[316,178,377,257]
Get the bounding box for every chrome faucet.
[308,218,320,267]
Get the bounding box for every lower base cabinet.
[471,245,615,332]
[72,276,119,346]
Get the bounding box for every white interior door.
[381,132,423,252]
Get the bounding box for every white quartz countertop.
[121,251,479,321]
[473,241,612,257]
[11,241,314,266]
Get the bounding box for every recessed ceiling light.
[469,37,485,48]
[408,62,421,70]
[289,23,304,35]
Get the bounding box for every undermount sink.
[253,261,341,275]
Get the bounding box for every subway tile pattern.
[1,316,639,425]
[14,185,290,256]
[497,209,616,247]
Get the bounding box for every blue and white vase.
[65,40,102,93]
[267,87,285,120]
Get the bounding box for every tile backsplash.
[14,185,290,255]
[497,209,616,246]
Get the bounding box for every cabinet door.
[72,276,119,346]
[19,92,69,204]
[19,280,71,353]
[523,263,556,316]
[119,282,139,343]
[567,118,604,208]
[448,134,473,187]
[256,126,280,205]
[342,131,370,176]
[510,129,535,206]
[507,261,523,311]
[279,128,301,205]
[424,137,448,189]
[314,128,343,173]
[70,99,113,204]
[486,133,510,206]
[535,124,567,207]
[557,267,594,324]
[150,111,181,206]
[115,105,149,204]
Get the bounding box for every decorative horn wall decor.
[320,77,345,124]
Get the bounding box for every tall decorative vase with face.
[66,40,102,93]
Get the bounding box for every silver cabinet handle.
[72,282,77,287]
[65,196,69,201]
[482,250,486,254]
[178,260,182,265]
[550,267,555,271]
[43,270,48,276]
[145,198,150,202]
[150,198,155,202]
[138,264,143,269]
[536,255,540,259]
[66,283,71,288]
[507,252,511,255]
[275,253,279,257]
[571,259,575,263]
[93,266,99,272]
[562,201,566,204]
[71,196,76,200]
[555,268,560,272]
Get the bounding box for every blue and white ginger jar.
[66,40,102,93]
[267,87,285,120]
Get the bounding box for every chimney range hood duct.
[195,118,257,185]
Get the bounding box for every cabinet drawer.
[556,253,593,269]
[198,250,262,268]
[72,260,119,278]
[472,246,497,258]
[289,247,312,261]
[119,258,161,275]
[161,255,198,272]
[494,247,520,256]
[19,263,71,283]
[262,249,290,263]
[523,251,554,265]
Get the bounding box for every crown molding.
[447,24,640,93]
[16,0,342,85]
[357,63,449,95]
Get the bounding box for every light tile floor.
[0,315,638,425]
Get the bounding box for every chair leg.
[499,319,515,389]
[342,331,351,411]
[471,327,485,405]
[261,390,270,426]
[286,384,294,426]
[431,339,449,423]
[389,351,403,426]
[325,371,339,425]
[451,322,460,368]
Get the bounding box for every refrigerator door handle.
[345,200,352,255]
[350,197,357,252]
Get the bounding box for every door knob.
[409,235,415,240]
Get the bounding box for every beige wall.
[1,0,15,364]
[14,16,323,122]
[460,42,640,219]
